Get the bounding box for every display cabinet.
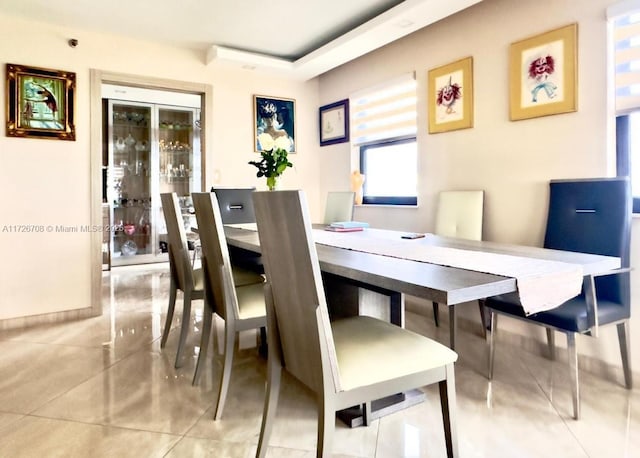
[103,87,201,267]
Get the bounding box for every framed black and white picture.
[319,99,349,146]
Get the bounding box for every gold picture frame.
[509,23,577,121]
[6,63,76,140]
[428,56,473,134]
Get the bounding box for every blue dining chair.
[485,177,632,419]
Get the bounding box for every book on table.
[329,221,369,229]
[324,225,364,232]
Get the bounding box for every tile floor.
[0,263,638,457]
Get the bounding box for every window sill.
[356,204,419,209]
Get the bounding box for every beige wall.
[0,13,322,321]
[320,0,616,239]
[319,0,639,372]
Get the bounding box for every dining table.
[219,223,621,426]
[224,223,619,310]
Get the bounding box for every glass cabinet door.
[108,101,153,263]
[158,107,200,235]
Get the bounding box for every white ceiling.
[0,0,482,79]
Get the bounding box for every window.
[611,1,640,211]
[351,74,417,205]
[616,113,640,211]
[360,137,417,205]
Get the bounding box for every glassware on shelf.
[115,137,126,152]
[130,112,145,126]
[121,240,138,256]
[113,111,127,123]
[135,140,147,152]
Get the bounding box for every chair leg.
[487,311,497,380]
[161,280,178,348]
[259,326,268,359]
[192,245,201,267]
[546,328,556,360]
[192,304,213,386]
[439,363,459,458]
[317,397,335,458]
[256,346,283,458]
[432,301,440,327]
[448,306,457,350]
[567,332,580,420]
[617,321,633,389]
[214,322,236,420]
[174,290,193,369]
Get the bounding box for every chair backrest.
[192,192,238,321]
[211,187,256,224]
[434,190,484,240]
[323,191,355,224]
[544,177,631,310]
[253,190,339,395]
[161,192,196,291]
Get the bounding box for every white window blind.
[350,73,417,145]
[611,1,640,112]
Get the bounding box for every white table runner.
[312,228,583,315]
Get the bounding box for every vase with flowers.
[249,133,293,190]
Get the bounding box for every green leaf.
[249,146,293,185]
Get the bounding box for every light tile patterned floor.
[0,263,638,457]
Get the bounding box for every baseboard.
[0,306,99,332]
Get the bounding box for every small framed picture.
[509,23,577,121]
[428,56,474,134]
[319,99,349,146]
[254,95,296,152]
[6,63,76,140]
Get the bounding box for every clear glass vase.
[266,176,279,191]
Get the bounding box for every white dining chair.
[432,190,486,349]
[323,191,355,224]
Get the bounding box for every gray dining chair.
[485,177,632,419]
[432,190,486,349]
[253,190,459,458]
[160,192,205,369]
[191,192,266,419]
